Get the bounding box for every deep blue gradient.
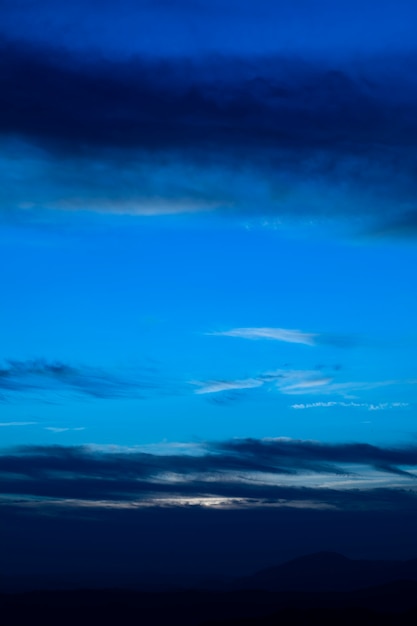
[0,0,417,580]
[2,0,417,58]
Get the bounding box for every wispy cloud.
[278,376,333,393]
[207,328,358,348]
[192,378,264,395]
[291,401,410,410]
[192,368,408,401]
[0,421,38,427]
[287,379,400,398]
[45,427,86,433]
[0,358,161,402]
[208,327,317,345]
[268,370,402,398]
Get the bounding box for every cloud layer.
[1,438,416,510]
[1,41,417,233]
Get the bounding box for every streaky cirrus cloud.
[208,327,359,348]
[291,401,410,411]
[44,427,86,433]
[193,368,408,401]
[192,378,264,395]
[208,327,317,345]
[267,370,404,398]
[1,41,417,234]
[0,421,38,427]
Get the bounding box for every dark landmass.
[2,553,417,625]
[231,551,417,592]
[203,605,417,626]
[1,580,417,625]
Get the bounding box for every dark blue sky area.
[1,0,417,57]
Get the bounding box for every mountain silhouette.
[230,551,417,592]
[2,552,417,625]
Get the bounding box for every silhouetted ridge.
[230,552,417,592]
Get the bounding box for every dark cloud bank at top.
[2,40,417,233]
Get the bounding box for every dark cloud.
[213,438,417,471]
[0,438,416,508]
[2,41,416,156]
[1,41,417,231]
[0,358,158,400]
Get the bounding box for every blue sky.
[1,0,417,573]
[1,217,416,450]
[2,0,417,57]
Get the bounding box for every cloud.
[192,368,408,401]
[278,376,333,393]
[45,427,86,433]
[0,438,416,511]
[208,328,359,349]
[1,41,417,234]
[208,327,317,345]
[0,358,160,401]
[5,360,401,406]
[0,421,38,427]
[271,372,402,397]
[0,41,415,157]
[291,401,410,410]
[213,437,417,466]
[192,378,264,395]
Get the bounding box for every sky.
[1,0,417,582]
